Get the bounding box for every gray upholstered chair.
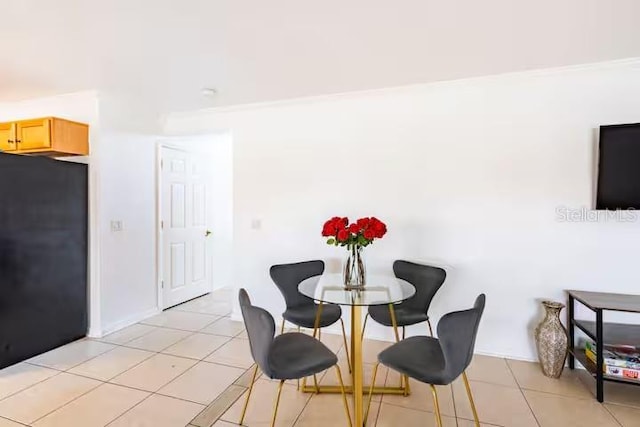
[362,260,446,340]
[238,289,352,427]
[367,294,486,427]
[270,260,351,370]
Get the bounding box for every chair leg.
[462,371,480,426]
[403,374,411,396]
[239,365,258,425]
[365,362,380,426]
[296,325,301,391]
[402,326,406,340]
[429,384,444,427]
[270,380,285,427]
[280,318,285,334]
[427,319,434,337]
[335,364,352,427]
[312,374,320,393]
[313,302,324,339]
[388,304,400,342]
[361,313,369,341]
[340,318,352,373]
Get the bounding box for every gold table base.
[301,385,408,395]
[302,303,409,426]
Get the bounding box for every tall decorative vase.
[343,245,366,289]
[535,300,569,378]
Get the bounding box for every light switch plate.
[251,219,261,230]
[111,220,123,232]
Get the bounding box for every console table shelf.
[569,348,640,387]
[567,290,640,402]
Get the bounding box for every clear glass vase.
[343,245,366,289]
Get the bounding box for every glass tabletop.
[298,273,416,306]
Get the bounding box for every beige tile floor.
[1,288,639,426]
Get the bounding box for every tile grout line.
[374,364,391,426]
[159,334,232,361]
[27,375,104,425]
[0,369,65,405]
[450,377,459,427]
[289,378,317,427]
[504,358,542,427]
[104,393,161,427]
[602,404,625,427]
[0,415,29,427]
[97,322,162,346]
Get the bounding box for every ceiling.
[2,0,640,113]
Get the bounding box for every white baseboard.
[229,312,242,323]
[89,307,161,338]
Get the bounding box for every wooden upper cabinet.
[0,122,16,152]
[0,117,89,156]
[16,118,51,151]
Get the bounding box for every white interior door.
[161,146,211,308]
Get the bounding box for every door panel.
[161,147,211,308]
[170,243,186,289]
[170,183,186,228]
[193,184,205,226]
[192,241,206,281]
[16,118,51,151]
[0,122,16,152]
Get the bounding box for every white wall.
[97,131,159,333]
[166,59,640,361]
[94,92,163,335]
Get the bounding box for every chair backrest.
[239,288,276,377]
[437,294,486,380]
[269,260,325,309]
[393,260,446,312]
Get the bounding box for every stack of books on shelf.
[583,340,640,380]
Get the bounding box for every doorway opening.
[156,133,232,310]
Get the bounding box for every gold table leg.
[351,304,363,426]
[301,301,411,427]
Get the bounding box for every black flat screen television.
[596,123,640,210]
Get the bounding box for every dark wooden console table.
[567,290,640,402]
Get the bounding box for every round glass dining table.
[298,273,416,426]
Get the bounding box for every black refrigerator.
[0,153,88,369]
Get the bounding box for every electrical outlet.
[251,219,262,230]
[110,220,123,232]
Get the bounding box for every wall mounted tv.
[596,123,640,210]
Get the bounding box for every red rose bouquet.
[322,216,386,288]
[322,216,387,248]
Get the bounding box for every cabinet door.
[0,122,16,152]
[16,118,51,151]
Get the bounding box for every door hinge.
[161,220,164,229]
[161,280,164,289]
[161,159,164,169]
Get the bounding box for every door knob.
[205,230,212,237]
